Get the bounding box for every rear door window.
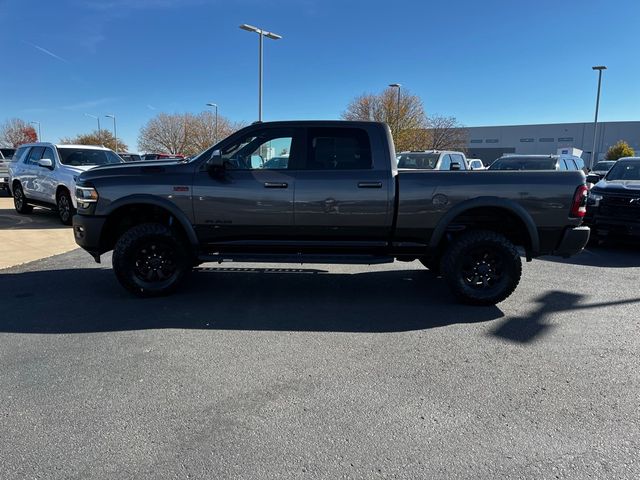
[303,127,372,170]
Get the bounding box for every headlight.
[587,192,603,207]
[75,186,99,203]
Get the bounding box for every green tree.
[605,140,635,160]
[60,129,128,153]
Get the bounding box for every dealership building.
[465,121,640,167]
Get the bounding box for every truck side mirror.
[206,150,224,169]
[450,162,461,171]
[38,158,53,169]
[586,174,600,184]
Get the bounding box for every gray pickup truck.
[73,121,589,305]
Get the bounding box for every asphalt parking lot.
[1,213,639,478]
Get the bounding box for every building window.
[470,139,483,144]
[520,138,534,143]
[485,139,499,143]
[558,137,574,142]
[539,137,554,142]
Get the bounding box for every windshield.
[396,153,439,169]
[489,157,556,170]
[605,162,640,181]
[593,161,615,171]
[57,147,122,166]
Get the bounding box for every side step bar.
[198,253,395,265]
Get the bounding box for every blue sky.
[1,0,638,152]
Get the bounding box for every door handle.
[357,181,382,188]
[264,182,288,188]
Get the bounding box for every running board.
[198,253,395,265]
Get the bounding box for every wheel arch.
[100,195,199,254]
[429,197,540,259]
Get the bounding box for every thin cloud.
[62,97,119,111]
[25,42,69,63]
[147,104,157,110]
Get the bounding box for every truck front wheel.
[112,223,191,297]
[441,230,521,306]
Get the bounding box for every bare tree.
[60,129,128,152]
[138,113,190,155]
[342,87,428,151]
[188,112,246,155]
[138,112,246,156]
[0,118,38,147]
[424,115,469,152]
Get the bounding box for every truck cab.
[397,150,469,171]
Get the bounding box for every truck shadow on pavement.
[1,266,505,334]
[540,242,640,268]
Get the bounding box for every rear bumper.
[72,214,107,262]
[552,226,590,258]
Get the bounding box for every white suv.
[9,143,122,224]
[396,150,470,170]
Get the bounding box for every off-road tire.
[13,183,33,214]
[112,223,191,297]
[441,230,522,306]
[56,188,75,225]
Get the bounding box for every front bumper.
[72,214,107,262]
[587,217,640,238]
[552,226,590,258]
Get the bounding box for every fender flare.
[429,196,540,256]
[104,194,199,247]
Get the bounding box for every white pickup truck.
[396,150,470,170]
[9,143,123,224]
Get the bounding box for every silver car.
[9,143,122,224]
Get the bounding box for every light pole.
[30,121,41,141]
[590,66,607,168]
[239,24,282,122]
[105,114,117,153]
[389,83,401,137]
[206,103,219,144]
[85,114,101,145]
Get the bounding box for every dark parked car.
[489,155,585,172]
[585,157,640,240]
[118,153,142,162]
[141,153,185,161]
[73,121,589,305]
[589,160,616,180]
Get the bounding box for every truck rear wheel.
[441,230,521,306]
[112,223,191,297]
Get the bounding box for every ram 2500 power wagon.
[73,121,590,305]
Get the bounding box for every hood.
[64,165,96,175]
[594,179,640,194]
[77,159,187,183]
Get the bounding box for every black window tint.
[439,154,451,170]
[305,128,372,170]
[26,147,44,165]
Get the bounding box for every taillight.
[570,185,589,218]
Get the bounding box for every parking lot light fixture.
[388,83,401,137]
[85,114,101,145]
[30,121,41,141]
[590,66,607,168]
[239,24,282,121]
[206,103,219,144]
[105,114,117,153]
